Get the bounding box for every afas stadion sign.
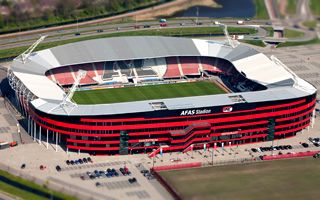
[179,106,233,116]
[223,106,233,113]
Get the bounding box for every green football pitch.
[72,81,226,104]
[159,157,320,200]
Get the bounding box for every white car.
[237,20,244,25]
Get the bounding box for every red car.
[160,22,167,27]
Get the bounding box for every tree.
[0,14,4,28]
[0,0,10,6]
[55,0,76,18]
[109,0,121,12]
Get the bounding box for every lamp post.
[211,143,216,165]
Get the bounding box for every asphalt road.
[0,19,270,50]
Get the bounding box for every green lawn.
[159,157,320,200]
[240,39,266,47]
[254,0,269,19]
[0,170,77,200]
[310,0,320,16]
[73,81,226,104]
[262,26,274,37]
[283,29,304,38]
[286,0,297,15]
[302,20,317,29]
[277,38,320,47]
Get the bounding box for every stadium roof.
[10,36,316,116]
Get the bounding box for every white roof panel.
[232,53,292,85]
[14,72,64,101]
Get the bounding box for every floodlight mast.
[49,69,87,115]
[63,69,87,104]
[17,35,47,63]
[219,23,239,48]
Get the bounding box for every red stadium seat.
[94,62,105,76]
[49,67,75,85]
[164,57,181,78]
[200,57,222,73]
[179,57,200,75]
[72,64,97,85]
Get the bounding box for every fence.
[152,162,202,172]
[262,150,320,160]
[152,170,182,200]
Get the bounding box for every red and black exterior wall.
[24,92,316,155]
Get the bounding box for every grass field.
[277,38,320,47]
[261,26,274,37]
[73,81,226,104]
[286,0,297,15]
[159,157,320,200]
[254,0,269,19]
[240,39,266,47]
[310,0,320,16]
[0,170,77,200]
[303,20,317,29]
[283,29,304,38]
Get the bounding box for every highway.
[0,0,318,54]
[0,19,270,50]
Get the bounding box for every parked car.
[21,164,26,169]
[301,143,309,148]
[313,153,320,158]
[66,160,70,165]
[251,148,258,153]
[160,23,167,27]
[56,165,61,172]
[128,177,137,184]
[141,169,149,174]
[143,25,150,28]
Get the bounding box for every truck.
[237,20,244,25]
[0,142,9,150]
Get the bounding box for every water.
[175,0,255,18]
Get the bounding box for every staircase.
[149,145,169,158]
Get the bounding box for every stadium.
[7,36,317,156]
